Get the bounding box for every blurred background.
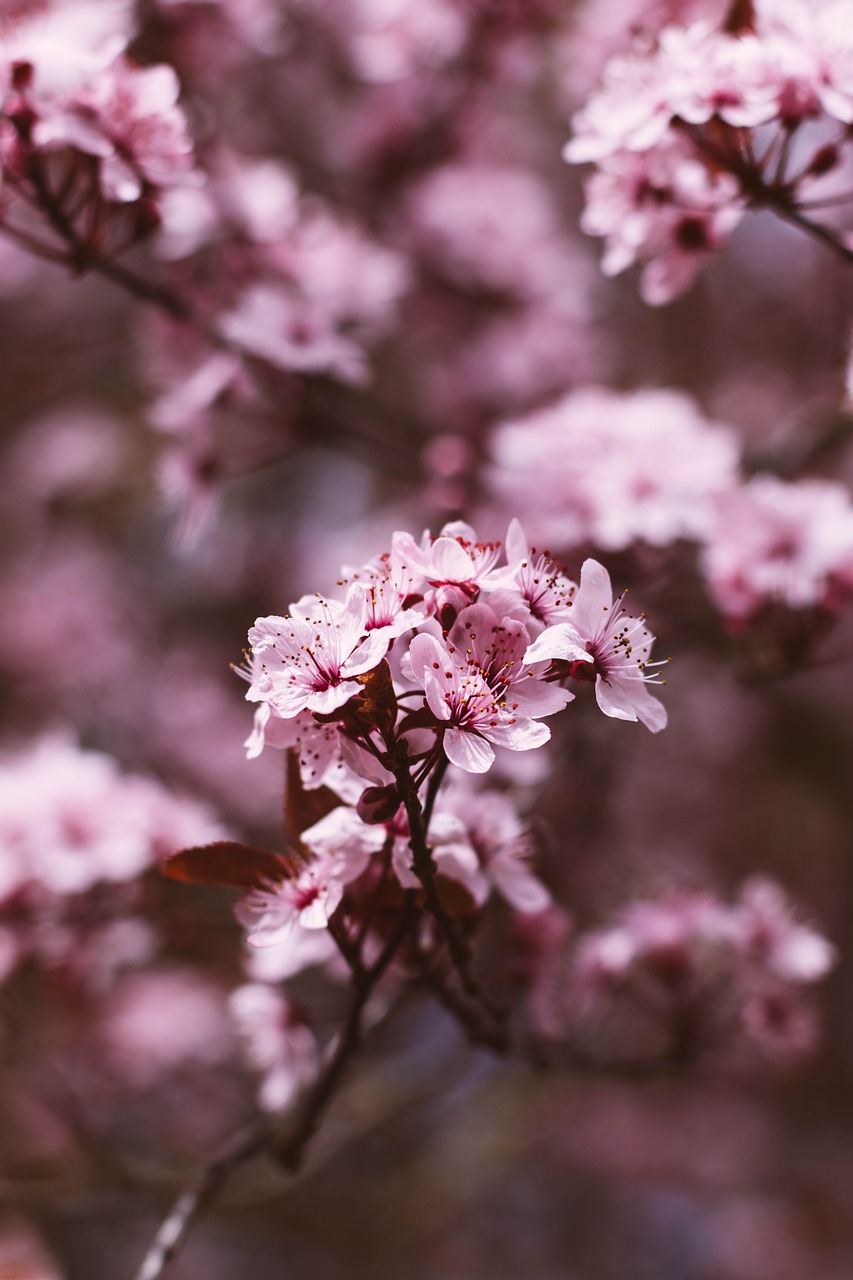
[0,1,852,1277]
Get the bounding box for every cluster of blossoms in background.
[488,387,853,630]
[567,0,853,301]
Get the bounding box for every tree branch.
[132,899,414,1280]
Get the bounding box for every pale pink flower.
[701,474,853,622]
[237,825,373,947]
[390,807,487,905]
[392,520,521,625]
[407,602,573,772]
[0,731,225,901]
[342,544,430,639]
[490,387,740,552]
[246,583,390,720]
[340,0,466,84]
[243,701,341,776]
[236,861,346,945]
[733,878,836,985]
[221,285,368,384]
[404,163,571,299]
[98,967,233,1086]
[579,138,744,304]
[1,404,132,505]
[740,984,819,1057]
[565,40,680,165]
[299,805,385,877]
[281,207,409,337]
[245,923,339,984]
[573,879,834,1055]
[757,0,853,125]
[576,891,733,994]
[438,779,551,914]
[1,1,133,98]
[566,7,853,299]
[525,559,667,732]
[33,56,197,202]
[484,519,578,636]
[230,983,319,1113]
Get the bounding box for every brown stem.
[389,746,507,1026]
[411,933,510,1052]
[767,203,853,266]
[681,122,853,268]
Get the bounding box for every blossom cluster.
[242,519,667,773]
[232,520,666,973]
[573,878,836,1057]
[0,3,200,259]
[0,730,224,986]
[566,0,853,301]
[488,386,853,628]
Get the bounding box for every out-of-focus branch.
[132,899,414,1280]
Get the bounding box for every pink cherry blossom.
[390,807,487,905]
[407,602,573,772]
[246,583,390,720]
[229,982,319,1112]
[484,519,578,636]
[392,521,510,600]
[565,8,853,299]
[700,474,853,622]
[438,779,551,914]
[578,136,744,304]
[573,879,835,1056]
[237,856,351,946]
[341,544,430,639]
[32,56,197,202]
[489,387,740,552]
[0,731,225,903]
[732,878,837,985]
[525,559,667,732]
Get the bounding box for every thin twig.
[132,899,414,1280]
[390,748,507,1025]
[133,1116,272,1280]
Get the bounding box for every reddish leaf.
[723,0,755,32]
[354,659,398,736]
[397,707,440,735]
[162,841,298,891]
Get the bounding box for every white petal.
[443,728,495,773]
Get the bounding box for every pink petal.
[572,559,614,634]
[486,719,551,751]
[512,679,574,718]
[524,623,590,666]
[430,536,477,582]
[594,675,638,722]
[443,728,495,773]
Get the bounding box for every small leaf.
[162,841,298,890]
[723,0,755,33]
[397,707,440,735]
[356,783,402,825]
[354,659,398,735]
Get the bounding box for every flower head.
[246,583,390,720]
[525,559,667,732]
[407,602,573,772]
